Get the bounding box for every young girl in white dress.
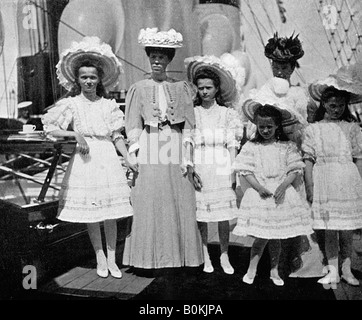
[42,37,135,279]
[304,74,362,286]
[185,54,245,274]
[233,101,312,286]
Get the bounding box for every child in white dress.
[233,101,312,286]
[185,55,245,274]
[42,37,135,279]
[304,73,362,286]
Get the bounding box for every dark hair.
[271,59,297,71]
[314,86,357,122]
[193,68,226,106]
[251,104,289,143]
[67,58,108,98]
[145,46,176,61]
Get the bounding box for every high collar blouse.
[124,78,195,151]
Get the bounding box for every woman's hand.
[75,133,89,155]
[231,172,237,191]
[126,152,139,172]
[187,166,203,191]
[305,184,314,205]
[274,183,287,205]
[257,186,273,199]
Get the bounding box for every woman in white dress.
[185,54,245,274]
[42,37,135,279]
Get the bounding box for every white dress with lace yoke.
[42,95,133,223]
[232,141,312,239]
[301,121,362,230]
[193,104,243,222]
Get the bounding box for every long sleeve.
[181,81,196,146]
[125,83,143,153]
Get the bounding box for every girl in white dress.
[233,101,312,286]
[42,37,135,279]
[304,73,362,286]
[185,54,245,274]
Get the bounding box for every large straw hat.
[184,54,245,105]
[56,36,123,91]
[308,63,362,104]
[138,28,183,48]
[243,99,298,127]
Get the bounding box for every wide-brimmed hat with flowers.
[56,36,123,91]
[243,99,298,127]
[138,28,183,48]
[184,53,245,106]
[308,63,362,104]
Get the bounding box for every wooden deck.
[2,162,362,300]
[39,266,154,300]
[30,221,362,300]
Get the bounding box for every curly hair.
[314,86,357,122]
[193,68,226,106]
[251,104,289,143]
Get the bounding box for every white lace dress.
[302,120,362,230]
[232,140,313,239]
[42,95,133,223]
[192,103,243,222]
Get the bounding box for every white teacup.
[22,124,36,133]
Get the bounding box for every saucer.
[18,131,44,135]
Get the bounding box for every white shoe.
[203,263,214,273]
[242,273,255,285]
[341,274,359,286]
[97,265,109,278]
[221,262,234,275]
[220,256,234,275]
[270,276,284,286]
[108,263,123,279]
[317,272,340,285]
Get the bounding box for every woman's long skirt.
[122,125,204,269]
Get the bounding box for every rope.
[243,0,308,84]
[27,0,148,75]
[314,0,362,67]
[244,0,267,47]
[261,0,277,32]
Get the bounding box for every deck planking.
[3,168,362,300]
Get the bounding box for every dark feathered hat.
[264,32,304,62]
